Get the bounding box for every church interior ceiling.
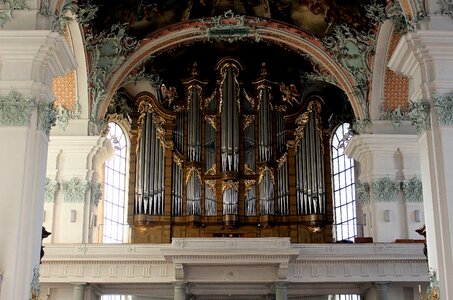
[81,0,387,38]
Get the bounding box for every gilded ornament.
[243,91,255,109]
[205,179,217,195]
[258,166,275,185]
[242,115,255,131]
[244,164,255,175]
[173,152,183,168]
[205,115,217,129]
[222,180,239,193]
[275,105,287,113]
[244,179,256,195]
[276,152,288,168]
[205,164,216,175]
[185,166,202,185]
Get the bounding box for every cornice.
[345,134,419,161]
[388,30,453,78]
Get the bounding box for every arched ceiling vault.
[100,19,365,121]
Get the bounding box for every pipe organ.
[131,59,333,243]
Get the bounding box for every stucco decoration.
[29,265,40,300]
[379,105,409,130]
[0,90,36,126]
[387,0,426,33]
[90,182,102,206]
[61,177,89,203]
[372,176,400,202]
[51,1,76,33]
[352,118,373,134]
[402,176,423,203]
[433,92,453,126]
[48,1,98,33]
[356,181,371,205]
[322,2,385,120]
[38,102,57,135]
[55,102,81,130]
[85,24,140,132]
[45,178,59,203]
[200,10,262,43]
[408,100,431,134]
[0,0,27,28]
[438,0,453,15]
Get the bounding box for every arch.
[97,19,365,122]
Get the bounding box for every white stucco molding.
[40,239,428,286]
[0,30,77,103]
[388,30,453,99]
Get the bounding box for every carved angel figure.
[279,82,300,106]
[161,84,178,106]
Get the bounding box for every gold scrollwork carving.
[205,179,217,195]
[187,85,203,111]
[185,166,203,185]
[136,225,152,234]
[173,152,183,168]
[205,163,216,175]
[244,179,256,196]
[242,115,255,131]
[275,105,287,112]
[205,115,217,130]
[256,85,273,111]
[204,90,216,109]
[244,163,255,175]
[291,100,323,152]
[222,180,239,193]
[258,166,275,185]
[173,105,185,113]
[243,90,255,109]
[276,152,288,168]
[219,63,241,114]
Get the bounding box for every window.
[103,122,129,243]
[330,295,361,300]
[331,123,357,241]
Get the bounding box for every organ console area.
[129,57,342,243]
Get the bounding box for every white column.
[0,31,75,300]
[275,282,288,300]
[389,29,453,298]
[73,283,87,300]
[174,282,187,300]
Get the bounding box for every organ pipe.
[134,103,166,216]
[295,103,326,215]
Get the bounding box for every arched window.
[103,122,129,243]
[330,295,361,300]
[331,123,357,241]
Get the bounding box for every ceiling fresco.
[81,0,387,38]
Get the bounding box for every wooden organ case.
[130,58,334,243]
